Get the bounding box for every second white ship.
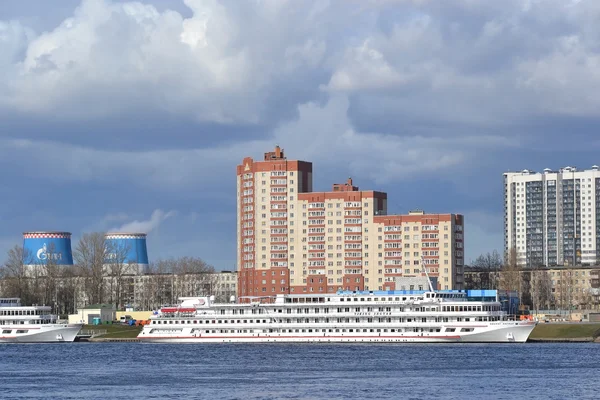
[0,298,83,343]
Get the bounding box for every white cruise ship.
[0,298,83,343]
[138,289,537,343]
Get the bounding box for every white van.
[119,315,133,324]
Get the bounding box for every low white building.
[68,303,116,325]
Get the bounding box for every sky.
[2,0,600,269]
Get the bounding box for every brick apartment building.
[237,146,464,299]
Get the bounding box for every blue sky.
[1,0,600,269]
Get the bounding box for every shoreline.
[75,323,600,343]
[527,337,597,343]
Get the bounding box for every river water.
[0,343,598,399]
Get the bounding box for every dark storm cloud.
[1,0,600,266]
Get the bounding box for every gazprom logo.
[104,245,118,260]
[36,243,63,261]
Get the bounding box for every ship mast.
[420,256,435,292]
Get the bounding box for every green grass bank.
[82,324,142,339]
[529,323,600,341]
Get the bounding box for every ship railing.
[166,310,509,319]
[159,310,217,317]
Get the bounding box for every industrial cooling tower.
[104,233,149,275]
[23,232,73,274]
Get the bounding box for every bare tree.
[40,242,62,310]
[73,232,107,305]
[173,256,216,298]
[1,245,33,304]
[531,269,552,312]
[104,239,132,310]
[500,247,522,292]
[472,251,502,271]
[135,257,216,310]
[471,250,502,289]
[555,269,573,315]
[579,288,593,311]
[56,266,79,315]
[140,259,175,309]
[2,243,74,314]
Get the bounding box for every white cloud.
[268,96,516,184]
[0,0,336,124]
[1,0,600,136]
[110,209,177,234]
[3,0,600,266]
[0,94,518,189]
[102,212,131,223]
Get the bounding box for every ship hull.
[138,322,536,343]
[0,324,83,343]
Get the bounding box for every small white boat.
[0,298,83,343]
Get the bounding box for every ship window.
[2,330,11,334]
[446,328,455,332]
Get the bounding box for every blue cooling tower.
[104,233,149,271]
[23,232,73,265]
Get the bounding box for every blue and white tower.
[104,233,149,275]
[23,231,73,274]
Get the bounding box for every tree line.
[0,233,217,315]
[466,248,597,312]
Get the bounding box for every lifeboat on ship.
[160,307,197,314]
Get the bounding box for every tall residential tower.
[504,166,600,267]
[237,146,464,299]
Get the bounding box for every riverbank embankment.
[76,323,600,343]
[527,323,600,342]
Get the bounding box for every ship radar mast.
[420,256,435,292]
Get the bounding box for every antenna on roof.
[420,256,435,292]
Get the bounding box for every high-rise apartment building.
[237,146,464,299]
[504,166,600,267]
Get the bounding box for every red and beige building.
[237,146,464,299]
